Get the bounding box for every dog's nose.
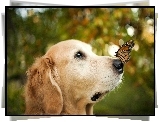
[113,59,123,74]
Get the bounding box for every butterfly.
[115,40,135,64]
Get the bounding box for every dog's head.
[45,39,123,103]
[25,39,124,115]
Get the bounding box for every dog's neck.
[60,97,94,115]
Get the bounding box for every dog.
[24,39,123,115]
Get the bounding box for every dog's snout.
[113,59,123,74]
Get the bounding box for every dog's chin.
[91,91,109,102]
[90,77,123,102]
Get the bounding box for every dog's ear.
[43,56,63,114]
[44,56,54,68]
[25,56,63,115]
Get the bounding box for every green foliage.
[7,8,154,115]
[7,81,25,115]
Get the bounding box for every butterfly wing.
[115,40,134,64]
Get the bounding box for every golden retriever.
[24,39,123,115]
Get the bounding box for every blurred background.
[7,7,154,115]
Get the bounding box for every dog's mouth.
[91,91,109,101]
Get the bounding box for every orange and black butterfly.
[115,40,135,64]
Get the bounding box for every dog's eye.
[74,51,85,60]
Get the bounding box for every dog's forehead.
[69,41,93,56]
[46,40,93,57]
[67,40,92,50]
[57,40,92,51]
